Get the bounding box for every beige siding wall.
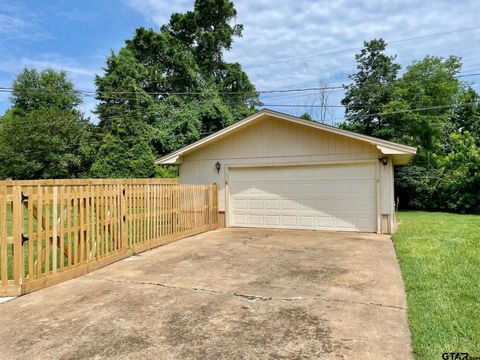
[179,115,396,233]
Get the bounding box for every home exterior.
[156,109,416,234]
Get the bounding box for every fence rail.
[0,179,219,296]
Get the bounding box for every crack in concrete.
[92,277,406,310]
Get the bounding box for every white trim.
[156,109,416,164]
[376,160,381,234]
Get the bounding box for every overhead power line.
[0,71,478,100]
[260,102,477,114]
[247,26,480,67]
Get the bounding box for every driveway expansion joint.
[91,277,406,310]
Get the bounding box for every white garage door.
[228,163,377,232]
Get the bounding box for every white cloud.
[0,1,49,42]
[125,0,480,121]
[3,1,480,121]
[0,54,100,119]
[125,0,192,26]
[0,54,98,83]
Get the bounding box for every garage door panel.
[333,182,353,194]
[229,164,377,232]
[249,214,264,225]
[314,183,333,194]
[233,199,248,209]
[263,182,282,194]
[334,199,354,210]
[265,215,281,226]
[352,181,376,194]
[265,199,280,209]
[282,215,297,226]
[299,216,315,227]
[355,199,376,212]
[317,199,334,209]
[248,199,263,209]
[281,199,297,210]
[355,216,377,230]
[234,214,248,225]
[298,199,317,210]
[282,183,296,194]
[317,216,334,228]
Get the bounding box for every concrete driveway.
[0,228,412,360]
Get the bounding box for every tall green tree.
[341,39,401,137]
[0,68,92,179]
[451,87,480,144]
[94,0,259,178]
[387,56,462,151]
[342,41,479,213]
[390,57,479,213]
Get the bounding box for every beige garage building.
[156,109,416,234]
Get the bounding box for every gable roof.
[156,109,417,165]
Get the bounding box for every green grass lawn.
[393,211,480,359]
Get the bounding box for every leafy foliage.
[342,41,480,213]
[0,69,92,179]
[89,133,156,178]
[341,39,401,137]
[93,0,259,178]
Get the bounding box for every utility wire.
[0,101,476,158]
[246,26,480,67]
[0,71,478,99]
[2,99,475,131]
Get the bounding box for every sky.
[1,0,480,125]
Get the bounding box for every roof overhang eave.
[155,154,181,164]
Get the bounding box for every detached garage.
[156,109,416,234]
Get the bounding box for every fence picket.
[27,187,34,278]
[0,186,7,286]
[0,180,218,296]
[36,186,43,278]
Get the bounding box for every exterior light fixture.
[379,157,388,166]
[215,161,221,174]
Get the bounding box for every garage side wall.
[179,116,395,233]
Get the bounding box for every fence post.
[12,186,24,287]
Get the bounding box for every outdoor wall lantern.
[379,157,388,166]
[215,161,221,174]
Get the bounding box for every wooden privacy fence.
[0,179,219,296]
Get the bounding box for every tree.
[341,39,400,137]
[436,132,480,212]
[299,113,312,121]
[387,56,462,152]
[89,133,156,178]
[451,87,480,145]
[390,56,474,212]
[94,0,259,174]
[0,69,92,179]
[10,68,82,114]
[342,43,479,213]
